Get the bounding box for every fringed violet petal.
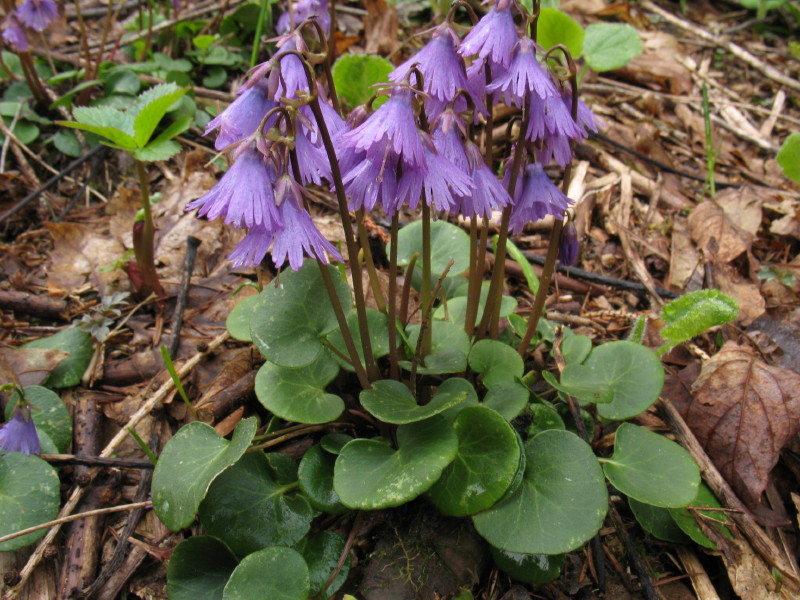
[342,154,398,213]
[486,38,557,107]
[342,87,425,168]
[205,82,276,151]
[536,135,573,168]
[276,0,330,34]
[16,0,58,32]
[271,199,343,270]
[294,128,332,185]
[229,225,272,268]
[458,5,518,73]
[422,147,473,213]
[1,15,28,51]
[509,163,572,233]
[186,147,280,229]
[389,26,469,106]
[0,408,40,455]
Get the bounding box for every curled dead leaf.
[688,188,762,264]
[687,342,800,508]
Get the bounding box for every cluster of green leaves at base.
[151,220,744,595]
[0,327,92,551]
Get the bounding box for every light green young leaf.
[777,132,800,184]
[133,139,182,162]
[583,23,642,72]
[536,8,584,58]
[132,83,188,147]
[331,54,393,109]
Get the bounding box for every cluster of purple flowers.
[0,406,40,456]
[188,0,600,270]
[1,0,59,52]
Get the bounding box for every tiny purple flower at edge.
[16,0,59,33]
[0,407,40,456]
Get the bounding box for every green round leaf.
[428,406,522,516]
[8,120,39,144]
[0,453,60,551]
[435,282,517,326]
[250,261,351,368]
[360,379,468,424]
[199,452,314,558]
[8,386,72,452]
[226,293,260,341]
[223,546,310,600]
[320,433,352,455]
[468,340,524,388]
[628,498,690,544]
[395,220,471,278]
[490,546,564,584]
[152,417,257,530]
[104,69,141,95]
[331,54,393,109]
[167,536,238,600]
[483,381,530,421]
[23,326,93,388]
[603,423,700,508]
[255,353,344,424]
[438,377,480,422]
[53,129,82,157]
[527,402,565,437]
[298,445,347,514]
[560,334,592,365]
[778,132,800,183]
[296,531,350,598]
[555,340,664,420]
[328,307,392,371]
[334,416,458,510]
[659,289,739,346]
[536,7,584,57]
[668,483,733,549]
[203,65,228,88]
[402,320,470,375]
[583,22,642,72]
[472,430,607,555]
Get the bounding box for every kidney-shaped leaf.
[298,444,347,514]
[226,293,260,342]
[297,531,351,599]
[223,546,310,600]
[490,546,564,584]
[0,453,60,551]
[199,452,313,558]
[250,261,351,368]
[360,379,468,424]
[255,352,344,424]
[603,423,700,508]
[395,219,471,278]
[536,7,584,58]
[469,340,524,388]
[327,307,392,371]
[583,22,642,72]
[428,406,522,516]
[555,341,664,420]
[167,536,238,600]
[668,483,733,549]
[472,430,607,555]
[334,415,458,509]
[23,326,93,388]
[152,417,257,531]
[628,498,690,544]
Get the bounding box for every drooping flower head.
[389,24,478,120]
[276,0,330,34]
[204,80,276,151]
[509,162,572,233]
[186,144,281,230]
[459,0,519,79]
[16,0,58,32]
[486,37,558,108]
[1,14,28,51]
[0,406,40,455]
[558,221,579,266]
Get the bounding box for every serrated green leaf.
[132,83,188,147]
[67,105,137,148]
[133,139,181,161]
[659,289,739,347]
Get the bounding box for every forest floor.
[1,0,800,598]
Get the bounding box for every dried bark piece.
[687,342,800,508]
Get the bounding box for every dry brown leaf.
[714,262,765,326]
[669,216,703,290]
[688,189,762,263]
[0,347,69,387]
[687,341,800,508]
[45,222,127,296]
